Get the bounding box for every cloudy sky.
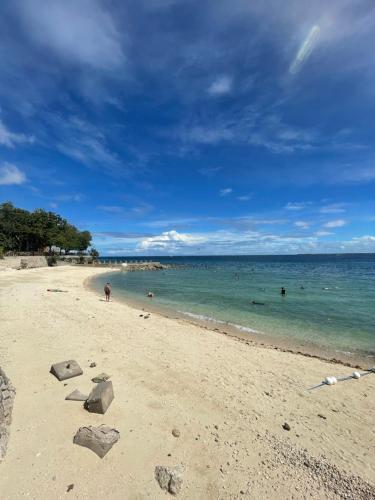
[1,0,374,255]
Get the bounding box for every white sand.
[0,266,374,499]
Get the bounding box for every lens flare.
[290,25,320,74]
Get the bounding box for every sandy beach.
[0,265,374,499]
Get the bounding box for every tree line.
[0,202,95,255]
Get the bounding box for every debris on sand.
[172,429,180,438]
[73,425,120,458]
[50,360,83,381]
[155,465,183,495]
[65,389,88,402]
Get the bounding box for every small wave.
[335,349,353,356]
[178,310,259,334]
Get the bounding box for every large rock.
[155,466,183,495]
[73,425,120,458]
[0,368,16,460]
[85,381,114,414]
[50,360,83,381]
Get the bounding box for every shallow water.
[92,255,375,360]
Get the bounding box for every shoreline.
[86,270,373,370]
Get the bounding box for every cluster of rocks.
[49,359,185,493]
[50,359,119,459]
[123,263,174,272]
[0,368,16,461]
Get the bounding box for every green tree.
[0,202,92,254]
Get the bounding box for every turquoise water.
[92,255,375,360]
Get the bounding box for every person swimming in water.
[281,287,286,296]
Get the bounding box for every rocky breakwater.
[121,262,175,272]
[0,368,16,460]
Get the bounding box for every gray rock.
[65,389,88,401]
[73,425,120,458]
[0,368,16,461]
[50,360,83,381]
[91,372,110,383]
[172,429,180,438]
[85,381,114,414]
[155,466,183,495]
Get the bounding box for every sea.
[91,254,375,364]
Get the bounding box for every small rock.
[282,422,291,431]
[65,389,88,401]
[67,484,74,492]
[89,362,96,368]
[91,373,111,383]
[172,429,180,438]
[317,414,327,420]
[155,465,183,495]
[73,425,120,458]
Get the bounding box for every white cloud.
[323,219,346,228]
[320,203,346,214]
[351,235,375,243]
[285,202,310,210]
[208,76,233,96]
[17,0,124,71]
[294,221,310,229]
[55,193,82,202]
[97,205,123,213]
[220,187,233,196]
[138,230,205,251]
[0,119,34,148]
[339,235,375,253]
[237,195,251,201]
[314,230,332,237]
[53,115,122,172]
[182,125,234,145]
[0,163,27,185]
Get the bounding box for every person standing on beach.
[104,282,111,302]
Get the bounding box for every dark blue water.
[93,254,375,359]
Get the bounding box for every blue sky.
[0,0,374,255]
